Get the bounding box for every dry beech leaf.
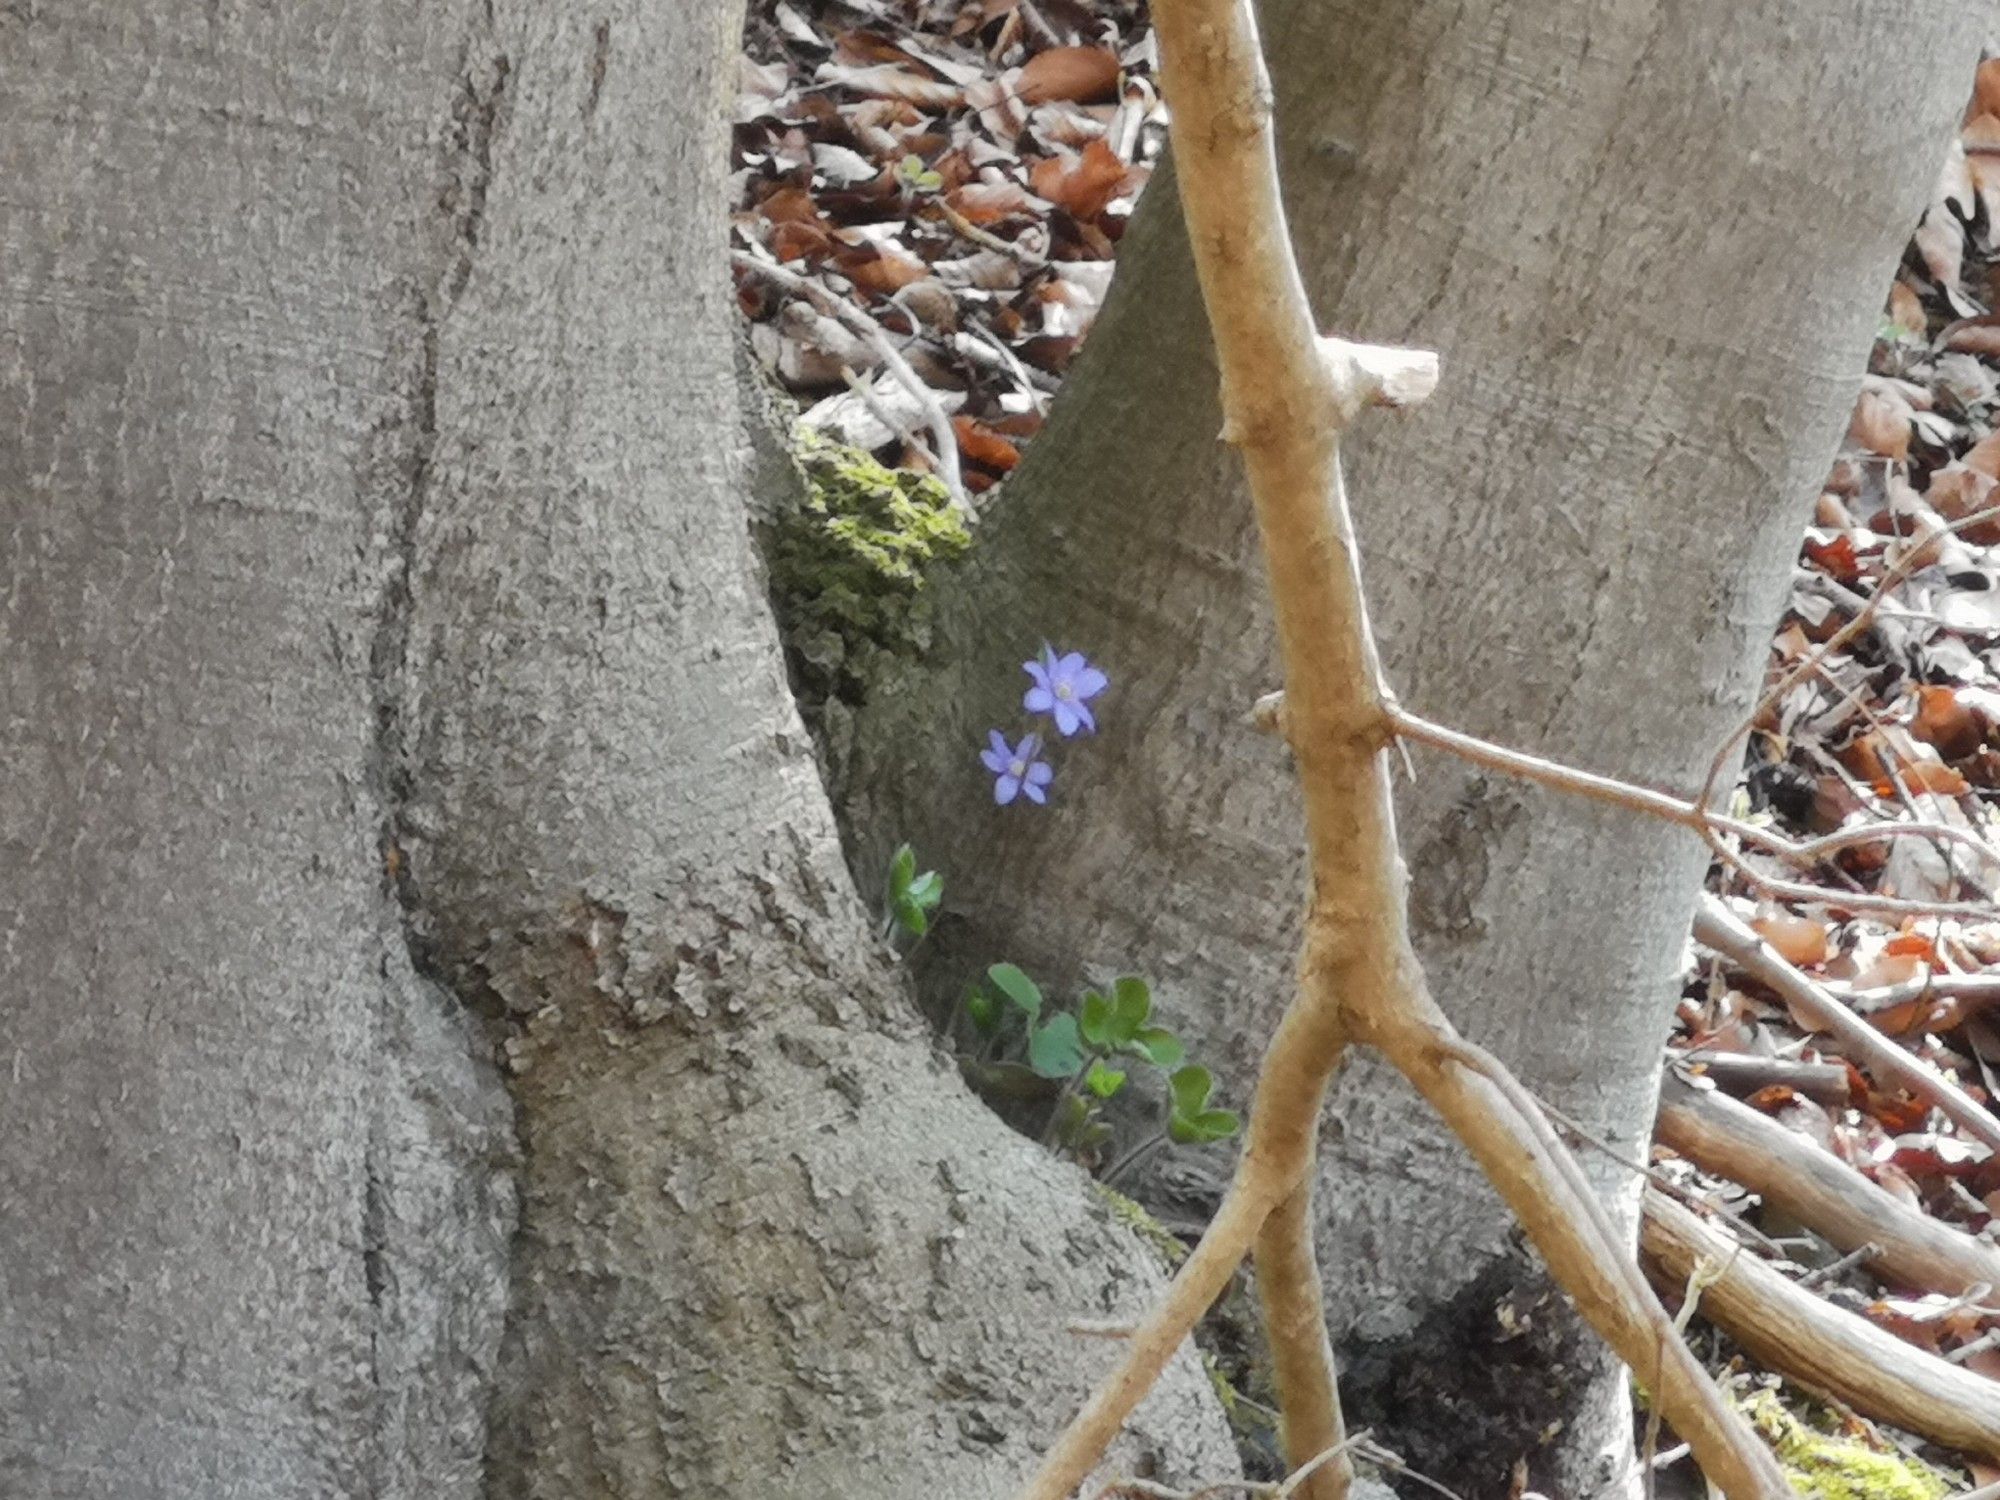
[951,414,1021,473]
[1014,45,1121,105]
[1847,388,1911,459]
[815,62,964,109]
[1910,683,1993,759]
[1749,910,1830,968]
[1029,137,1130,222]
[1977,56,2000,121]
[946,178,1046,224]
[1886,278,1927,335]
[1942,314,2000,357]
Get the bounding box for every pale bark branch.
[1016,0,1792,1494]
[1254,1177,1350,1500]
[1386,703,2000,920]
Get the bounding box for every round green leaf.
[1028,1013,1085,1079]
[1079,990,1113,1047]
[987,962,1042,1018]
[1128,1026,1184,1070]
[893,896,928,937]
[1168,1064,1213,1116]
[1192,1108,1240,1142]
[1084,1060,1127,1099]
[889,843,916,898]
[1109,976,1151,1042]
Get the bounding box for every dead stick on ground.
[1014,0,1790,1495]
[1656,1072,2000,1296]
[1690,894,2000,1154]
[1641,1190,2000,1460]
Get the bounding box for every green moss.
[1737,1388,1950,1500]
[767,428,971,707]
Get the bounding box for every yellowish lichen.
[1736,1387,1950,1500]
[1091,1182,1188,1271]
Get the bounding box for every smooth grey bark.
[843,4,1989,1493]
[0,7,513,1498]
[2,2,1236,1497]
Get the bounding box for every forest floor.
[733,4,2000,1495]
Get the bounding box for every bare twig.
[731,249,970,515]
[1691,894,2000,1154]
[1255,1178,1349,1500]
[1387,702,1999,919]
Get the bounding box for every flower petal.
[995,775,1019,806]
[1056,651,1086,679]
[980,748,1008,773]
[1075,667,1108,698]
[1024,686,1055,714]
[1022,779,1047,804]
[1025,761,1054,785]
[1052,701,1081,737]
[1071,699,1096,734]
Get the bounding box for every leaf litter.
[732,0,1163,493]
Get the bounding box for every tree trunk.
[1,2,1235,1497]
[842,4,1987,1492]
[0,8,514,1496]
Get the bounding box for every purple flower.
[1023,647,1108,737]
[980,729,1053,806]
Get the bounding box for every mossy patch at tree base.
[766,428,971,714]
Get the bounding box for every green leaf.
[1084,1059,1127,1099]
[1109,976,1150,1043]
[889,843,916,899]
[1169,1064,1214,1116]
[1128,1026,1184,1070]
[892,896,928,938]
[1193,1108,1240,1141]
[906,870,943,910]
[966,988,1000,1035]
[987,962,1042,1019]
[1028,1013,1086,1079]
[1079,989,1113,1047]
[1168,1107,1240,1145]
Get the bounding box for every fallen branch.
[1641,1190,2000,1460]
[1690,894,2000,1155]
[1656,1073,2000,1297]
[1672,1050,1852,1107]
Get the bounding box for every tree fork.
[1016,0,1792,1494]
